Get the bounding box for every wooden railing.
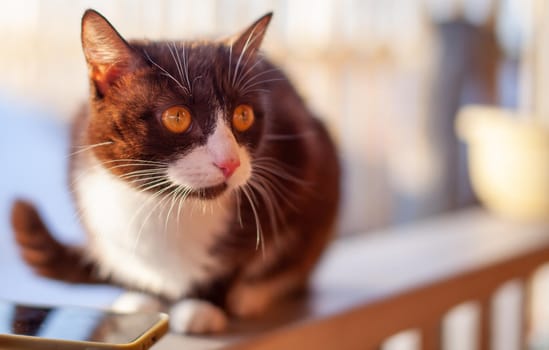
[153,208,549,350]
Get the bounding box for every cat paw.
[226,284,272,319]
[169,299,228,334]
[111,291,164,313]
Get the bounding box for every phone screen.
[0,300,165,344]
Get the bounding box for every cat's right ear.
[81,10,144,96]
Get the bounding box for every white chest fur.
[74,156,234,300]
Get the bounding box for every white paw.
[111,291,164,313]
[227,284,272,319]
[169,299,228,334]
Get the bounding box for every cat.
[10,9,340,334]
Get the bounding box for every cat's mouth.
[189,183,228,200]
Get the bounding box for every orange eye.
[161,106,192,133]
[232,104,255,132]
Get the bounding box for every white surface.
[311,209,549,316]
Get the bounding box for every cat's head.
[80,9,276,200]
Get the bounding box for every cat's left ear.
[229,12,273,58]
[81,9,145,96]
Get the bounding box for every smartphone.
[0,299,168,350]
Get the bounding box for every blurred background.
[1,0,549,349]
[1,0,548,233]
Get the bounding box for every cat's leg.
[226,225,334,319]
[111,291,165,313]
[226,270,304,318]
[169,299,228,334]
[114,292,228,334]
[112,292,228,334]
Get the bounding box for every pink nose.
[215,159,240,179]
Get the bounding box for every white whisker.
[251,171,298,212]
[179,43,192,93]
[240,89,270,95]
[234,57,265,89]
[241,185,264,255]
[163,184,183,235]
[118,171,166,181]
[248,180,281,240]
[235,189,243,228]
[253,162,309,186]
[124,174,166,185]
[132,183,177,253]
[237,67,279,91]
[69,141,113,157]
[70,159,167,188]
[101,158,167,165]
[168,42,187,92]
[176,187,192,232]
[264,130,316,141]
[240,78,286,95]
[143,49,190,94]
[132,178,171,194]
[228,41,233,86]
[232,24,262,86]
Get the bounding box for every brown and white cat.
[10,9,340,333]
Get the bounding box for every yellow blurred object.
[456,105,549,221]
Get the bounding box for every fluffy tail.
[10,200,101,284]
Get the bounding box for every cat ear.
[229,12,273,59]
[81,9,144,95]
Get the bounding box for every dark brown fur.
[11,9,340,318]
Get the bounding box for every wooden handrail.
[226,239,549,350]
[155,209,549,350]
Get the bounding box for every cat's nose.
[215,158,240,179]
